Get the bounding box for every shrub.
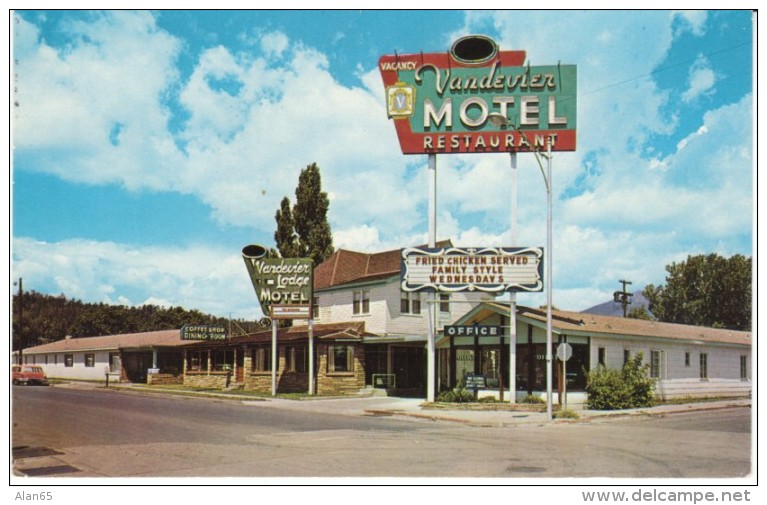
[520,394,545,404]
[436,387,475,403]
[585,353,657,410]
[554,408,580,420]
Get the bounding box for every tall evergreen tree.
[275,162,334,265]
[274,196,299,258]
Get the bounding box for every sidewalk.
[55,381,751,427]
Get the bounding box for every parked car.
[11,365,49,386]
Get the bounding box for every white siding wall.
[315,278,493,335]
[590,336,751,399]
[31,351,112,381]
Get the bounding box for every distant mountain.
[582,290,652,317]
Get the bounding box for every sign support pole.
[509,152,518,403]
[427,153,437,403]
[271,318,277,397]
[308,318,314,395]
[545,140,554,421]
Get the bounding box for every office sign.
[242,244,313,317]
[181,324,227,341]
[380,35,577,154]
[401,246,543,293]
[444,325,503,337]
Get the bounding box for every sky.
[9,9,755,322]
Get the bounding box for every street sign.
[557,342,573,362]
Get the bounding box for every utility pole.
[15,278,23,364]
[613,279,633,317]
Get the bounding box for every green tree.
[644,253,751,331]
[627,306,652,320]
[274,196,299,258]
[276,162,334,265]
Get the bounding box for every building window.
[287,346,307,373]
[699,353,708,380]
[44,355,49,365]
[685,352,690,367]
[186,351,206,372]
[740,355,748,380]
[439,293,450,313]
[353,290,370,315]
[54,354,58,365]
[109,352,121,373]
[400,292,421,315]
[623,349,631,366]
[312,296,320,320]
[328,345,354,373]
[212,350,234,372]
[650,350,663,379]
[64,354,74,368]
[85,353,95,368]
[252,347,273,372]
[598,347,605,366]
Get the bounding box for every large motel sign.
[379,35,577,155]
[380,35,576,412]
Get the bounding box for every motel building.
[16,243,752,404]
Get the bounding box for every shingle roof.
[22,329,198,354]
[480,302,750,346]
[314,240,452,290]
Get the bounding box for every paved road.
[11,385,752,479]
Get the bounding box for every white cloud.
[334,225,380,251]
[11,11,753,316]
[13,237,262,319]
[260,30,289,58]
[682,55,716,103]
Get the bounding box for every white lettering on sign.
[402,247,543,293]
[445,326,502,337]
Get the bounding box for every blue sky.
[9,9,755,320]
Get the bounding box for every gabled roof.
[314,239,452,290]
[22,329,197,354]
[455,302,751,347]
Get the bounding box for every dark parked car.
[12,365,49,386]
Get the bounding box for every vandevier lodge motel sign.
[379,35,576,154]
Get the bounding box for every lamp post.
[488,113,554,420]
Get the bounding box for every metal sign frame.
[380,44,577,155]
[401,246,544,293]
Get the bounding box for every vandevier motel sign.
[402,246,544,293]
[379,35,576,154]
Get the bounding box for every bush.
[520,394,545,404]
[585,353,657,410]
[436,387,475,403]
[553,408,580,420]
